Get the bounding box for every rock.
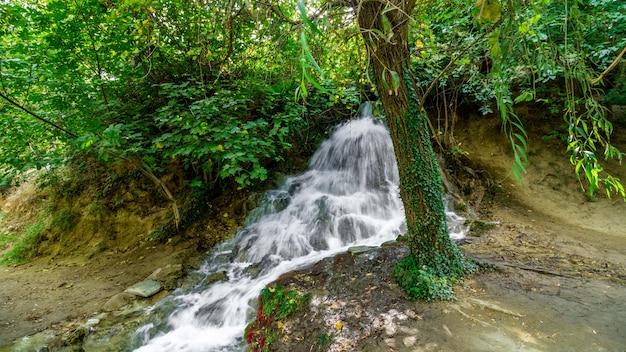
[65,326,88,345]
[148,264,183,290]
[124,279,161,298]
[112,301,147,318]
[204,271,228,287]
[348,245,375,255]
[148,267,163,280]
[381,240,397,247]
[148,264,183,282]
[103,292,137,312]
[85,318,100,327]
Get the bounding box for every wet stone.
[204,271,228,287]
[124,279,161,298]
[348,245,376,255]
[112,301,147,319]
[381,240,398,247]
[102,292,137,312]
[64,326,89,345]
[148,264,183,282]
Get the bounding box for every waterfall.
[132,107,467,351]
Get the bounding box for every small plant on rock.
[244,285,309,352]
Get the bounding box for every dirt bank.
[0,170,249,347]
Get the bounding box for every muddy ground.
[0,112,625,351]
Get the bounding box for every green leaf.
[513,133,527,149]
[390,70,401,94]
[381,70,390,94]
[370,29,388,41]
[513,143,527,160]
[514,91,534,104]
[299,79,308,98]
[382,6,395,14]
[488,31,501,58]
[381,14,392,33]
[304,46,322,73]
[512,163,522,184]
[303,70,330,95]
[476,0,501,23]
[510,120,528,137]
[297,0,323,36]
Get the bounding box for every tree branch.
[591,45,626,85]
[264,2,299,25]
[74,0,109,105]
[0,91,78,138]
[418,16,504,111]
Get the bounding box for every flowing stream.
[132,107,467,351]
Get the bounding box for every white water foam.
[133,111,466,351]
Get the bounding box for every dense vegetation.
[0,0,364,194]
[2,0,624,194]
[1,0,625,296]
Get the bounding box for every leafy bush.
[395,254,456,301]
[1,0,312,196]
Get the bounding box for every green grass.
[0,232,19,250]
[0,221,45,266]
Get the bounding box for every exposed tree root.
[475,258,578,279]
[464,298,524,317]
[450,304,492,327]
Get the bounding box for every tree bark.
[357,0,468,278]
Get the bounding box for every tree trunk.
[357,0,469,286]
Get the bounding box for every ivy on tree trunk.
[357,0,473,300]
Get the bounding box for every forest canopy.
[0,0,624,197]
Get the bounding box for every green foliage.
[317,332,335,350]
[542,123,569,142]
[605,83,626,106]
[132,80,305,189]
[245,285,310,352]
[395,255,455,301]
[50,208,80,233]
[0,211,17,251]
[408,0,626,197]
[493,0,626,196]
[0,221,45,266]
[0,0,311,194]
[260,285,309,320]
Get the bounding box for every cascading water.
[132,106,467,351]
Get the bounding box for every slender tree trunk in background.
[357,0,470,288]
